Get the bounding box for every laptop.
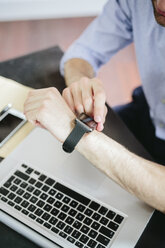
[0,127,153,248]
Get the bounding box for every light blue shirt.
[60,0,165,140]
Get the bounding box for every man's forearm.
[64,58,95,86]
[76,130,165,213]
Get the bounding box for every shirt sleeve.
[60,0,133,76]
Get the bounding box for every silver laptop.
[0,127,153,248]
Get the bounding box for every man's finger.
[62,88,75,113]
[92,81,106,123]
[70,82,84,114]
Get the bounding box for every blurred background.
[0,0,141,106]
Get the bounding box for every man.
[24,0,165,213]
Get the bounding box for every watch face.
[78,113,97,130]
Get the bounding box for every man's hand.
[62,77,107,132]
[24,87,75,143]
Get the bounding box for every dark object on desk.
[0,46,165,248]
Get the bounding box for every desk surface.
[0,46,165,248]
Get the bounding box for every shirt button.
[161,98,165,104]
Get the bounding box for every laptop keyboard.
[0,164,126,248]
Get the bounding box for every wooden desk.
[0,46,164,248]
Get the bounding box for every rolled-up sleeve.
[60,0,133,76]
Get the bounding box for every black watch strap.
[62,118,92,153]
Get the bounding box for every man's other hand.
[62,77,107,132]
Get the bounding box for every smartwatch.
[62,113,97,153]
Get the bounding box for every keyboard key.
[75,241,83,248]
[98,206,108,215]
[65,216,74,225]
[108,221,119,231]
[4,181,11,188]
[76,213,85,221]
[29,178,36,185]
[27,186,34,192]
[89,201,100,211]
[10,185,18,192]
[22,209,29,215]
[47,196,55,204]
[8,192,16,200]
[58,212,67,221]
[106,210,116,220]
[38,174,47,181]
[92,213,101,221]
[71,230,81,239]
[51,227,59,234]
[68,208,77,217]
[49,216,58,225]
[33,189,41,196]
[37,200,45,208]
[64,225,73,234]
[16,188,24,196]
[45,178,55,186]
[55,192,63,200]
[91,221,100,230]
[73,220,82,230]
[35,182,43,188]
[23,192,31,200]
[21,200,29,208]
[29,213,36,220]
[14,178,21,185]
[21,164,28,168]
[84,208,93,217]
[51,208,59,216]
[77,204,85,212]
[87,239,97,248]
[35,208,44,217]
[97,245,106,248]
[59,231,67,239]
[8,201,15,207]
[44,222,51,229]
[67,236,75,244]
[26,168,33,174]
[96,234,110,246]
[61,204,69,213]
[48,189,56,196]
[62,196,71,204]
[14,205,22,211]
[43,204,52,212]
[36,218,44,224]
[28,204,36,212]
[83,217,92,226]
[20,182,28,189]
[15,170,29,181]
[14,196,22,204]
[70,200,78,208]
[99,226,114,239]
[56,221,65,230]
[42,213,51,221]
[34,171,40,175]
[0,187,9,196]
[114,214,124,224]
[40,193,48,200]
[1,196,8,202]
[54,183,90,205]
[88,229,97,239]
[100,217,109,226]
[7,176,15,183]
[42,185,49,192]
[80,225,90,234]
[54,200,62,208]
[79,234,89,244]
